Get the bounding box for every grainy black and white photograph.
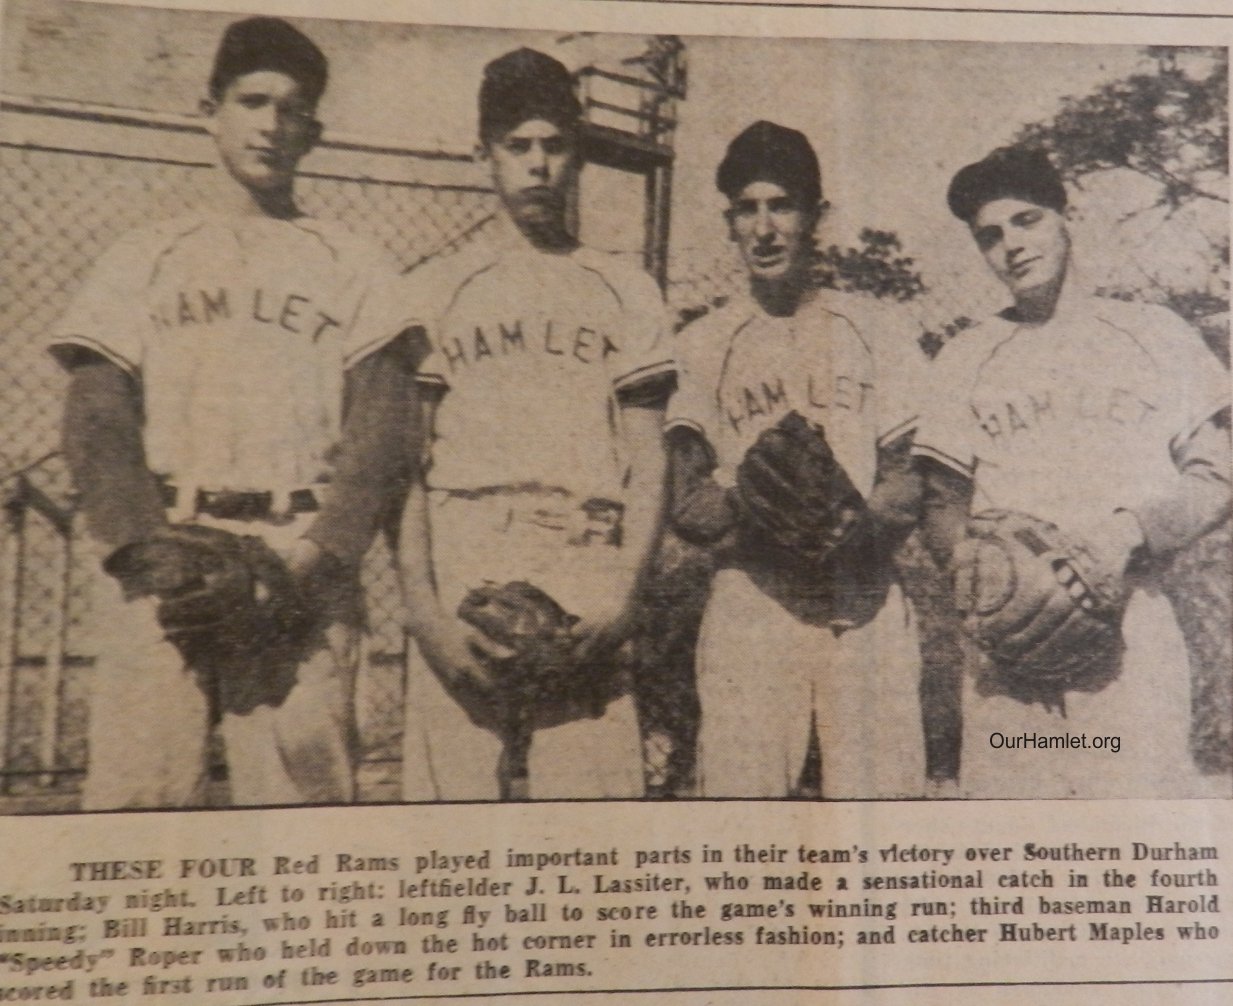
[0,0,1229,811]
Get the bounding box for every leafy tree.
[673,227,927,333]
[816,228,926,303]
[917,315,974,361]
[1016,46,1228,358]
[1017,46,1227,211]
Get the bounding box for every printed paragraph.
[0,836,1225,1001]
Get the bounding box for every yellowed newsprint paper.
[1,0,1231,1003]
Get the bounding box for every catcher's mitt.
[457,581,618,720]
[954,509,1129,703]
[734,411,885,627]
[104,524,313,657]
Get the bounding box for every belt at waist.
[433,486,624,547]
[160,485,320,520]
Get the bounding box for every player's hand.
[284,537,346,596]
[1079,510,1146,594]
[285,537,325,583]
[412,612,514,725]
[570,598,637,664]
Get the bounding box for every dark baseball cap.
[208,17,328,107]
[478,47,582,142]
[716,120,822,207]
[947,146,1067,224]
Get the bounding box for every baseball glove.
[954,509,1129,704]
[104,524,313,657]
[734,411,870,566]
[457,581,620,719]
[733,411,887,628]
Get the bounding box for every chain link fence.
[0,106,499,804]
[4,94,1228,806]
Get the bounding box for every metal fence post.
[38,515,72,787]
[0,484,28,795]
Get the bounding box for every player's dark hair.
[209,17,328,108]
[947,145,1066,224]
[717,120,823,209]
[478,48,582,145]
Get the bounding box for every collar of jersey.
[733,282,828,324]
[487,211,581,261]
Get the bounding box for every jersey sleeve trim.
[911,442,975,478]
[415,370,449,390]
[878,412,920,449]
[46,334,139,377]
[612,357,676,392]
[1171,393,1232,454]
[616,372,676,410]
[664,416,707,439]
[342,317,428,369]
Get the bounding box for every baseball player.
[49,17,419,808]
[397,48,673,801]
[666,121,927,799]
[915,145,1232,798]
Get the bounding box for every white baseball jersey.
[398,226,671,802]
[669,286,927,798]
[401,224,672,499]
[913,291,1228,537]
[666,287,925,493]
[50,212,411,498]
[914,289,1231,798]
